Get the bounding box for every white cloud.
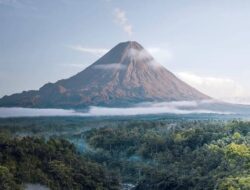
[69,45,109,56]
[113,8,133,36]
[94,63,125,70]
[223,97,250,105]
[0,101,230,118]
[177,72,250,104]
[86,104,227,116]
[125,46,172,68]
[147,47,173,64]
[68,43,172,65]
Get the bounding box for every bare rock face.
[0,41,210,108]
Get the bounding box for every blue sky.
[1,0,250,104]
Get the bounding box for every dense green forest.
[0,117,249,190]
[83,120,250,190]
[0,130,119,190]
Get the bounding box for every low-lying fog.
[0,100,237,118]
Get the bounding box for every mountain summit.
[0,41,210,108]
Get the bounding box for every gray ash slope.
[0,41,210,108]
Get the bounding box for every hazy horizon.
[0,100,233,118]
[1,0,250,104]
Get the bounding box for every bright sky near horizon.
[1,0,250,104]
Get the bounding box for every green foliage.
[225,143,250,158]
[84,120,250,190]
[0,165,20,190]
[0,134,120,190]
[218,175,250,190]
[1,117,250,190]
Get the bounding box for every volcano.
[0,41,210,108]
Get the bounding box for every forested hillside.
[84,120,250,190]
[0,117,249,190]
[0,132,119,190]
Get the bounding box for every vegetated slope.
[0,132,120,190]
[83,120,250,190]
